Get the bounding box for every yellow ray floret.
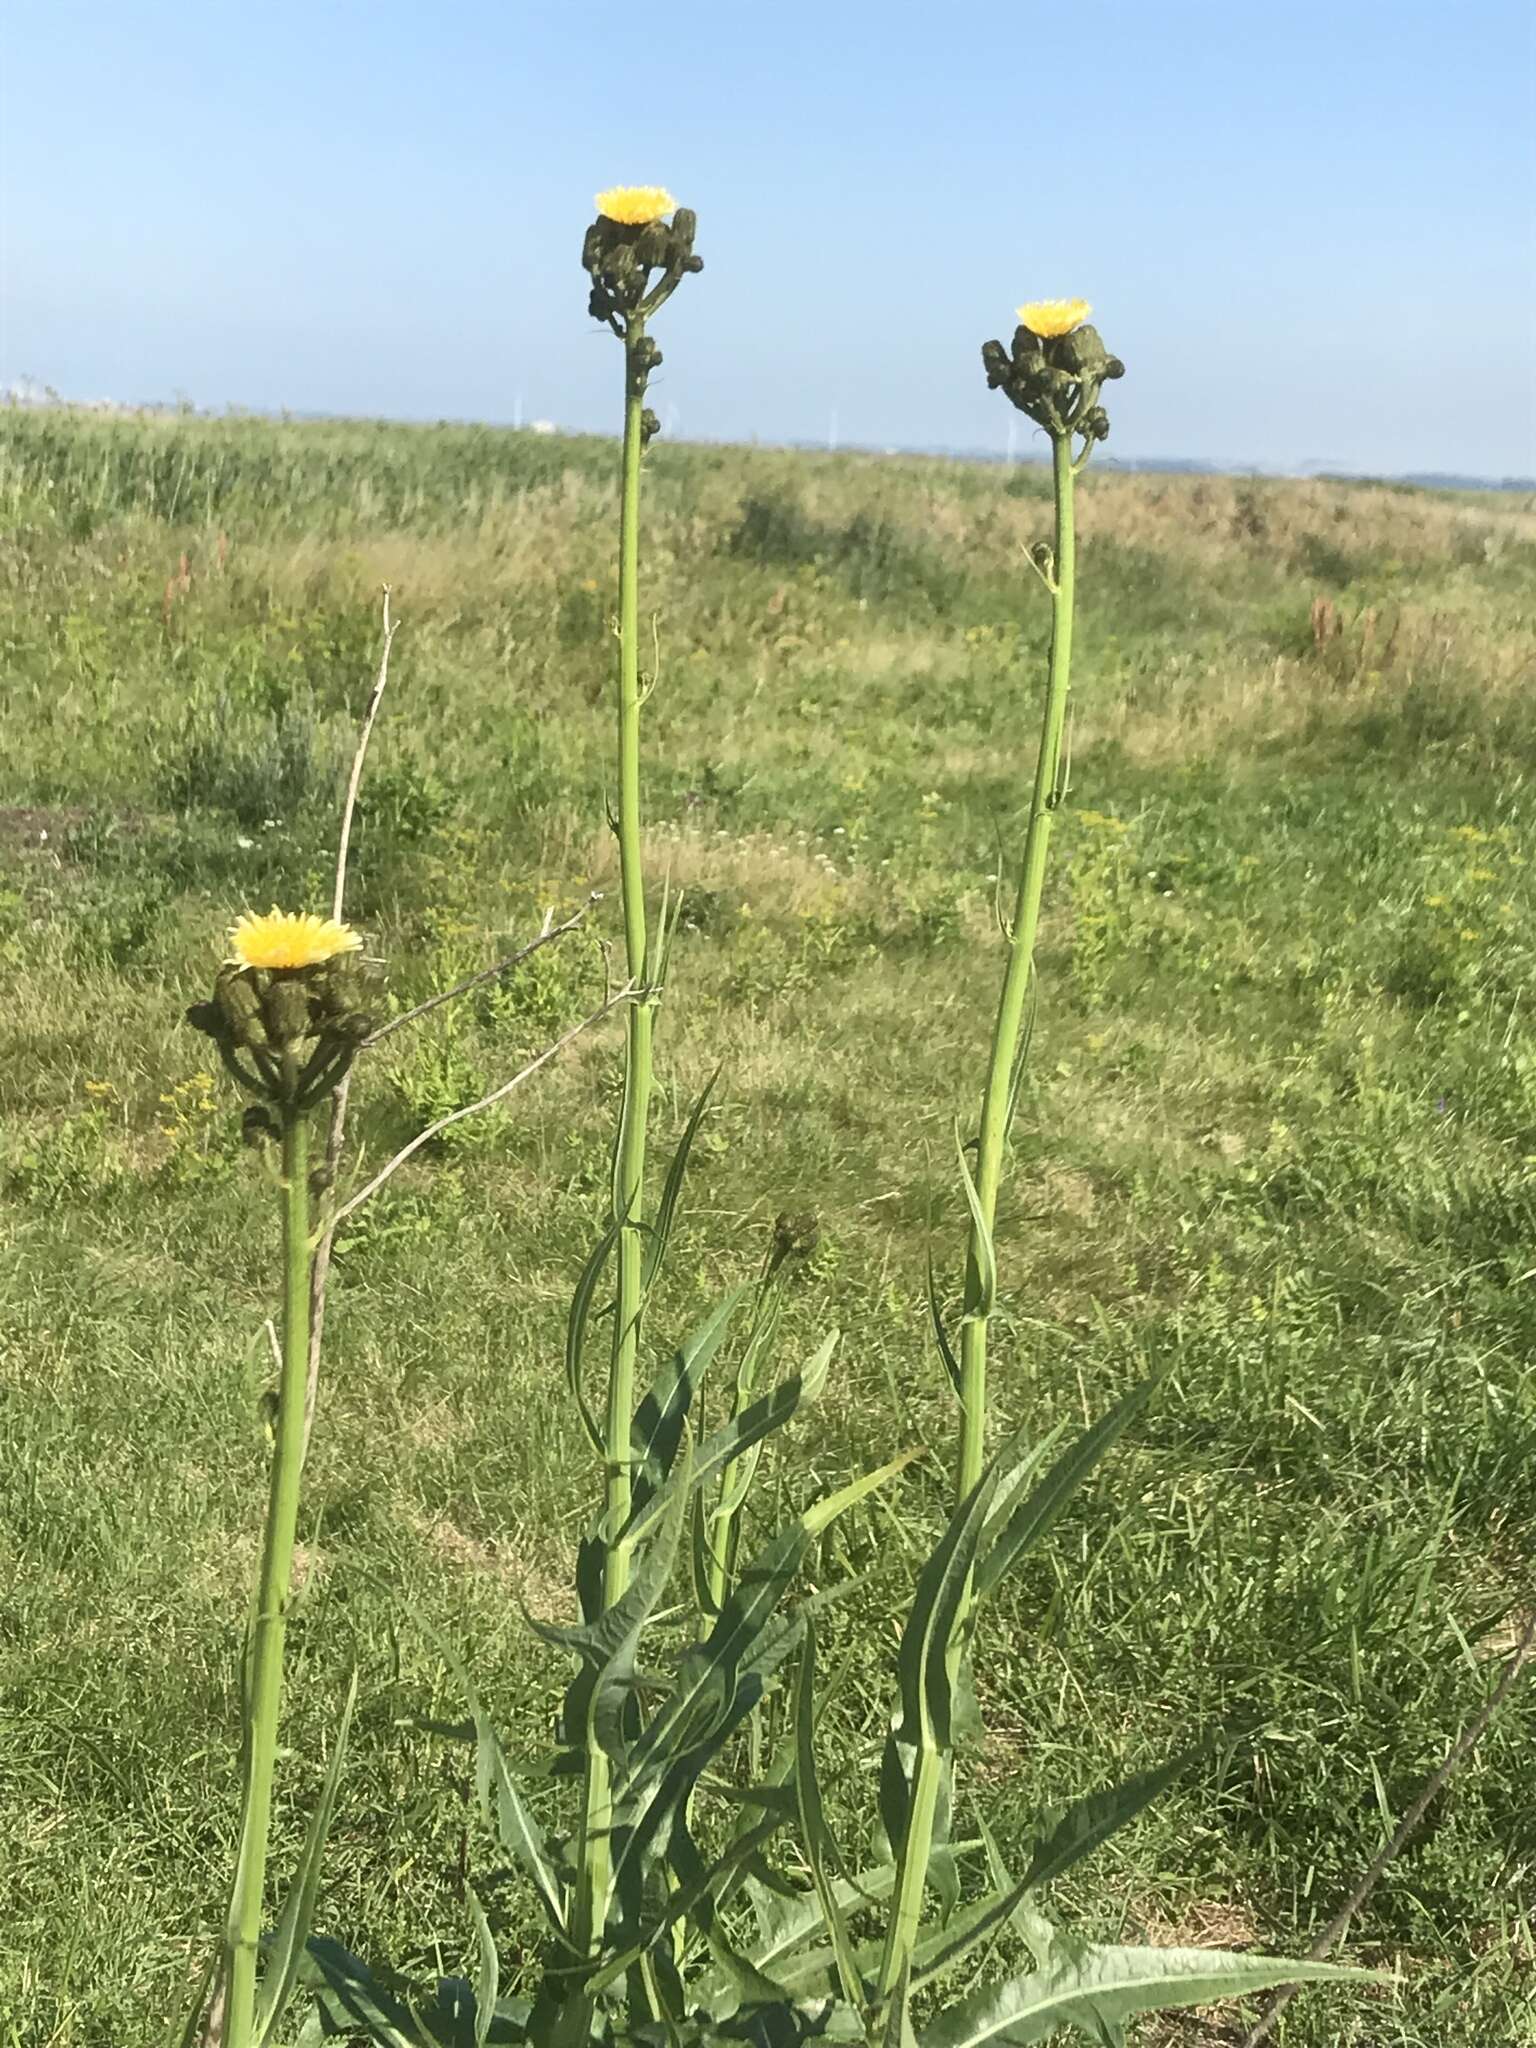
[227,909,362,971]
[595,184,676,226]
[1017,297,1092,338]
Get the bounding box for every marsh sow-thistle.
[183,909,377,2048]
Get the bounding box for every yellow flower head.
[1017,297,1092,338]
[595,185,676,226]
[227,909,362,971]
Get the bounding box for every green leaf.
[169,1952,220,2048]
[742,1863,899,1992]
[623,1455,911,1824]
[975,1378,1157,1605]
[626,1288,746,1531]
[919,1942,1374,2048]
[1001,965,1038,1145]
[955,1129,996,1322]
[628,1329,840,1548]
[467,1888,498,2048]
[926,1250,962,1401]
[537,1435,692,1767]
[299,1937,435,2046]
[794,1618,866,2011]
[565,1217,617,1457]
[910,1750,1200,1992]
[255,1670,358,2044]
[803,1450,917,1539]
[471,1696,567,1939]
[895,1438,1016,1762]
[641,1067,720,1297]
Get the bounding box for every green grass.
[2,408,1534,2047]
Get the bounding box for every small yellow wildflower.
[1017,297,1091,338]
[1424,894,1448,909]
[1449,824,1489,844]
[595,185,676,225]
[1469,867,1497,882]
[84,1079,117,1100]
[227,909,362,971]
[1458,928,1481,943]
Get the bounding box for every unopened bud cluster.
[583,208,702,336]
[982,322,1125,443]
[187,955,376,1132]
[583,205,703,447]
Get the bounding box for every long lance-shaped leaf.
[629,1329,839,1548]
[641,1067,719,1297]
[918,1943,1375,2048]
[254,1671,359,2043]
[975,1378,1157,1604]
[794,1618,865,2013]
[298,1937,437,2046]
[606,1676,769,1960]
[467,1888,498,2048]
[566,1216,618,1457]
[625,1288,747,1531]
[589,1438,693,1765]
[738,1861,900,1989]
[455,1659,567,1942]
[976,1427,1065,1557]
[710,1317,830,1527]
[926,1249,962,1402]
[893,1434,1020,1783]
[529,1442,691,1785]
[1000,962,1038,1146]
[878,1443,1020,2007]
[909,1749,1202,1992]
[623,1451,911,1801]
[955,1129,996,1322]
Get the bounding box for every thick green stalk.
[223,1105,311,2047]
[604,319,654,1597]
[875,1733,944,2013]
[571,320,656,1987]
[955,432,1076,1502]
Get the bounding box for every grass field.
[1,407,1534,2048]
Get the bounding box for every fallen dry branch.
[1240,1604,1536,2048]
[320,982,639,1239]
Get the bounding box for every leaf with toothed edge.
[918,1942,1375,2048]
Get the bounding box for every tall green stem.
[223,1105,311,2048]
[572,320,656,1986]
[876,436,1080,2027]
[604,319,654,1598]
[955,432,1076,1502]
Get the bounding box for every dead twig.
[361,899,598,1050]
[1240,1605,1536,2048]
[316,983,638,1240]
[303,587,399,1440]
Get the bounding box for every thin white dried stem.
[362,900,594,1049]
[320,984,638,1240]
[332,586,397,925]
[303,587,397,1440]
[1240,1604,1536,2048]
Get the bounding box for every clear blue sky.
[3,0,1533,475]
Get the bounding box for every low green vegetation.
[2,401,1534,2047]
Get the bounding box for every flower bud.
[216,969,268,1051]
[242,1105,279,1147]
